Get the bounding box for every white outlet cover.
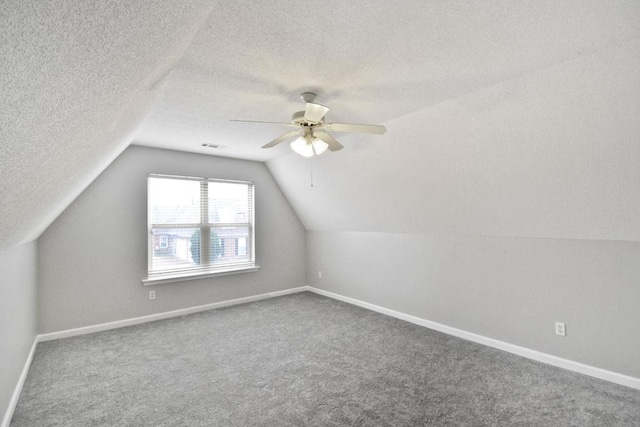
[555,322,566,336]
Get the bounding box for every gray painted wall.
[37,146,306,333]
[307,231,640,378]
[0,241,38,421]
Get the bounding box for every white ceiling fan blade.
[324,122,386,135]
[230,119,298,128]
[314,131,344,151]
[261,130,300,148]
[304,102,329,123]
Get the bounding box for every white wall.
[0,241,37,423]
[37,146,306,333]
[307,231,640,379]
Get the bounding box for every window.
[146,174,256,282]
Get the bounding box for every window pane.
[208,182,250,224]
[149,178,201,225]
[214,226,251,264]
[148,174,255,279]
[150,227,200,272]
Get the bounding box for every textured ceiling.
[0,0,216,251]
[269,37,640,240]
[134,0,640,161]
[2,1,640,251]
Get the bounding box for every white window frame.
[143,174,258,285]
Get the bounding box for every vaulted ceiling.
[2,1,640,252]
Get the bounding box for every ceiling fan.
[231,92,386,158]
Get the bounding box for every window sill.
[142,265,260,286]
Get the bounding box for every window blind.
[147,174,255,279]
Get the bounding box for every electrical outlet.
[317,271,322,279]
[149,290,156,300]
[555,322,566,337]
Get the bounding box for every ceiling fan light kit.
[290,132,329,158]
[231,92,386,158]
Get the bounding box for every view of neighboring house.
[151,198,251,272]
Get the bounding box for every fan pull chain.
[309,158,314,188]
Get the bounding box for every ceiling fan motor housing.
[291,111,319,127]
[300,92,317,103]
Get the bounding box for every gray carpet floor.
[11,292,640,426]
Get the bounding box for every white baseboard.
[38,286,309,342]
[1,338,38,427]
[307,286,640,391]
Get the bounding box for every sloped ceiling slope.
[133,1,640,161]
[0,0,216,252]
[267,37,640,241]
[3,1,640,252]
[130,0,640,241]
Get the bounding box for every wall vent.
[201,143,227,149]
